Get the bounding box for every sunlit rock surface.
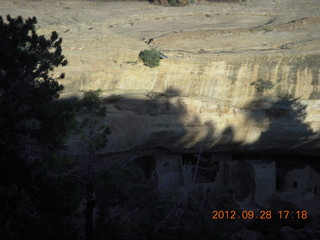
[2,0,320,154]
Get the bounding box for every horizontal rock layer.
[2,0,320,154]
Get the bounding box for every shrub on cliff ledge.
[139,48,161,68]
[250,79,275,93]
[168,0,180,6]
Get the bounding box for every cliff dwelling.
[132,152,320,217]
[2,0,320,238]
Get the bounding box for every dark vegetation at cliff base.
[0,15,319,240]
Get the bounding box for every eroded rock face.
[2,0,320,154]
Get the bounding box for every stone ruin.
[134,152,320,216]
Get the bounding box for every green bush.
[250,79,275,93]
[139,48,161,68]
[168,0,180,6]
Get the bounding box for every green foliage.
[123,61,137,65]
[41,153,76,173]
[168,0,196,6]
[0,15,79,239]
[0,158,81,240]
[0,14,70,149]
[38,99,77,145]
[168,0,180,6]
[95,161,158,239]
[76,89,110,151]
[262,27,273,33]
[104,94,122,104]
[0,13,70,178]
[139,48,161,68]
[73,89,111,240]
[250,79,275,93]
[80,89,104,110]
[93,157,240,240]
[35,174,79,216]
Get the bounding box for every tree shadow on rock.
[244,97,318,154]
[86,88,244,240]
[101,88,240,154]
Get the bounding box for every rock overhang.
[2,0,320,154]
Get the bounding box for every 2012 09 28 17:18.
[212,210,309,220]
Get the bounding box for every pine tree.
[74,90,110,240]
[0,15,78,239]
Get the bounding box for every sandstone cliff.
[2,0,320,154]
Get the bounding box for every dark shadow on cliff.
[78,88,243,240]
[243,97,319,155]
[63,90,320,240]
[97,88,242,156]
[241,96,320,240]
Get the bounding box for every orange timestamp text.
[212,210,309,220]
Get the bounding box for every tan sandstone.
[1,0,320,154]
